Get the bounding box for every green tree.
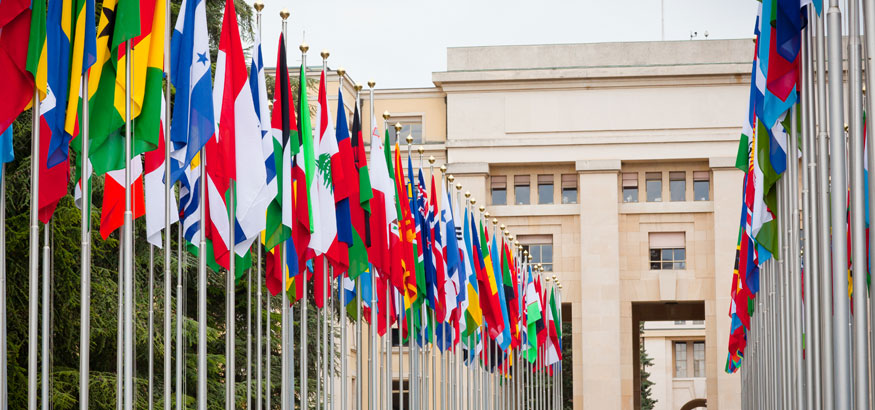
[639,322,657,410]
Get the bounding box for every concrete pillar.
[576,160,623,410]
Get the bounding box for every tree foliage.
[4,2,338,409]
[639,322,657,410]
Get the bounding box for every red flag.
[0,0,34,133]
[37,116,69,223]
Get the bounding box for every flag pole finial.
[279,8,289,19]
[483,211,489,218]
[552,275,557,282]
[464,191,471,198]
[337,67,346,77]
[354,84,363,92]
[320,50,330,60]
[456,183,463,191]
[254,1,264,11]
[492,218,498,225]
[382,111,391,120]
[299,42,309,53]
[470,198,476,205]
[479,207,485,213]
[405,135,413,144]
[523,250,528,256]
[428,156,435,165]
[447,174,454,183]
[394,122,403,132]
[368,80,375,89]
[417,146,425,155]
[440,165,447,173]
[514,240,520,247]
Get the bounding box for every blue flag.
[169,0,215,184]
[0,125,13,179]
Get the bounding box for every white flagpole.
[278,14,289,410]
[28,86,40,410]
[0,143,5,410]
[40,219,50,410]
[148,245,155,410]
[256,246,263,410]
[247,266,252,409]
[405,135,414,410]
[175,219,184,410]
[320,53,329,410]
[79,72,91,410]
[369,84,378,410]
[163,0,173,399]
[227,185,236,410]
[300,41,310,410]
[123,38,135,410]
[351,82,362,410]
[197,146,208,410]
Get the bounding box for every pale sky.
[246,0,760,88]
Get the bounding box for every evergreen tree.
[640,322,657,410]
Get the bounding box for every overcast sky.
[247,0,760,89]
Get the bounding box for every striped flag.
[144,95,179,247]
[100,155,145,239]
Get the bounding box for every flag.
[249,19,274,211]
[59,0,96,166]
[169,0,214,184]
[100,155,145,239]
[462,206,481,335]
[524,267,541,362]
[0,125,14,179]
[0,0,37,132]
[264,33,294,251]
[334,87,360,275]
[177,153,202,245]
[491,232,511,351]
[292,62,313,278]
[349,96,372,280]
[441,186,460,323]
[144,95,179,247]
[545,288,562,365]
[367,121,394,279]
[211,0,268,266]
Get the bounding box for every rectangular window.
[491,176,507,205]
[646,172,662,202]
[622,172,639,203]
[392,379,409,409]
[520,234,553,272]
[669,171,686,202]
[649,232,686,270]
[387,117,424,144]
[514,175,531,205]
[693,342,706,377]
[561,174,578,204]
[693,171,711,201]
[538,174,554,204]
[675,342,688,378]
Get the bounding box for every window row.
[674,341,706,378]
[491,174,578,206]
[622,171,710,203]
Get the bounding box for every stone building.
[302,37,748,409]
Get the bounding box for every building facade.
[314,38,748,409]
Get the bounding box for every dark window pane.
[694,180,710,201]
[562,187,577,204]
[544,264,553,272]
[538,183,554,204]
[674,248,685,261]
[651,262,661,270]
[541,245,553,263]
[662,262,674,269]
[515,185,530,205]
[670,180,686,201]
[661,249,673,260]
[646,180,662,202]
[650,249,661,261]
[492,188,506,205]
[623,187,638,203]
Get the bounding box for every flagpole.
[799,10,819,409]
[276,14,290,410]
[79,70,92,410]
[319,50,331,410]
[862,5,875,407]
[340,73,352,410]
[176,220,184,410]
[121,38,135,410]
[0,146,5,410]
[352,82,363,410]
[247,265,252,409]
[28,83,40,410]
[149,244,155,410]
[369,87,378,410]
[197,134,208,410]
[41,220,50,410]
[381,113,391,410]
[429,156,437,410]
[163,0,173,398]
[256,247,263,410]
[440,165,448,410]
[406,135,415,410]
[300,42,311,410]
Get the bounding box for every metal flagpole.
[0,135,5,410]
[398,291,404,410]
[41,219,50,410]
[381,115,392,410]
[369,88,378,410]
[176,221,184,410]
[353,82,363,410]
[123,38,135,410]
[800,10,820,409]
[330,267,335,410]
[827,1,852,407]
[28,85,40,410]
[227,184,237,410]
[162,0,173,402]
[197,105,208,410]
[300,40,310,410]
[277,14,290,410]
[320,52,329,410]
[257,247,263,410]
[247,266,252,410]
[863,1,875,406]
[847,0,869,405]
[149,245,155,410]
[340,73,351,410]
[406,135,415,410]
[79,72,91,410]
[814,8,834,409]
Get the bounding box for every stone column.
[710,157,743,410]
[575,160,623,410]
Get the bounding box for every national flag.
[524,267,541,362]
[209,0,268,271]
[100,155,145,239]
[0,0,37,132]
[37,96,69,224]
[292,62,313,277]
[441,185,461,323]
[462,206,481,335]
[367,118,393,277]
[349,96,372,280]
[491,231,511,351]
[430,177,448,322]
[0,125,14,179]
[169,0,214,184]
[264,33,294,251]
[334,87,360,276]
[177,153,202,246]
[144,95,179,247]
[545,288,562,365]
[249,20,274,212]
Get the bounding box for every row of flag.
[0,0,565,386]
[726,0,821,374]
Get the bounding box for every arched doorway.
[680,398,707,410]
